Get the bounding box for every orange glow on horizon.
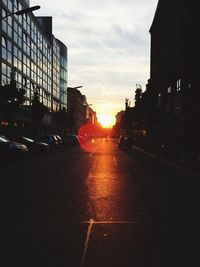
[97,114,115,128]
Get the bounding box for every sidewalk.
[131,145,200,180]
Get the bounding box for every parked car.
[0,135,28,160]
[78,135,86,144]
[36,134,60,149]
[60,134,79,145]
[55,134,63,146]
[12,136,49,153]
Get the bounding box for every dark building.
[67,87,87,134]
[114,110,125,137]
[147,0,200,156]
[0,0,68,135]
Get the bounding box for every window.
[2,36,7,47]
[177,79,181,91]
[18,27,22,37]
[7,25,12,38]
[14,0,18,8]
[158,93,161,106]
[2,47,7,60]
[2,20,7,33]
[14,45,18,57]
[23,77,27,87]
[1,74,7,85]
[18,60,22,71]
[7,0,13,12]
[14,31,18,43]
[18,36,22,47]
[7,51,12,64]
[17,73,22,84]
[18,50,22,61]
[14,21,18,32]
[7,16,12,26]
[7,40,12,52]
[167,86,171,93]
[1,63,7,75]
[13,57,18,68]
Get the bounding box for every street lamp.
[59,86,83,100]
[1,5,40,20]
[57,86,83,111]
[67,86,83,90]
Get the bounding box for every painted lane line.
[81,218,94,266]
[113,156,117,166]
[90,151,94,157]
[90,147,98,157]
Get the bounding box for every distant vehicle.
[78,135,86,144]
[0,135,28,160]
[36,134,60,149]
[60,134,79,145]
[118,135,129,149]
[12,136,49,153]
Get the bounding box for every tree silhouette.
[54,107,68,133]
[31,90,48,122]
[134,84,143,106]
[31,90,48,136]
[0,79,25,123]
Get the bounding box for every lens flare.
[78,123,99,153]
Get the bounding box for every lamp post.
[1,5,40,20]
[58,86,83,111]
[67,86,83,90]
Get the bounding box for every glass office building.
[0,0,68,131]
[56,39,68,111]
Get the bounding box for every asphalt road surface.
[2,138,200,267]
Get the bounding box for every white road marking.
[81,218,94,266]
[90,147,98,157]
[90,151,95,157]
[80,219,148,265]
[113,156,117,166]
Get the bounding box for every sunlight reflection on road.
[85,140,145,222]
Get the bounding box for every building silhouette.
[67,87,97,134]
[0,0,68,135]
[146,0,200,158]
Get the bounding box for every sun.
[98,114,115,128]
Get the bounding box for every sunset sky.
[31,0,158,125]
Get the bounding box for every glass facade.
[60,55,68,110]
[56,39,68,110]
[0,0,68,124]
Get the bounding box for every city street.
[2,139,200,267]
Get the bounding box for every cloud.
[31,0,158,116]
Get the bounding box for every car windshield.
[21,136,34,142]
[53,135,58,141]
[0,135,9,142]
[56,135,62,140]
